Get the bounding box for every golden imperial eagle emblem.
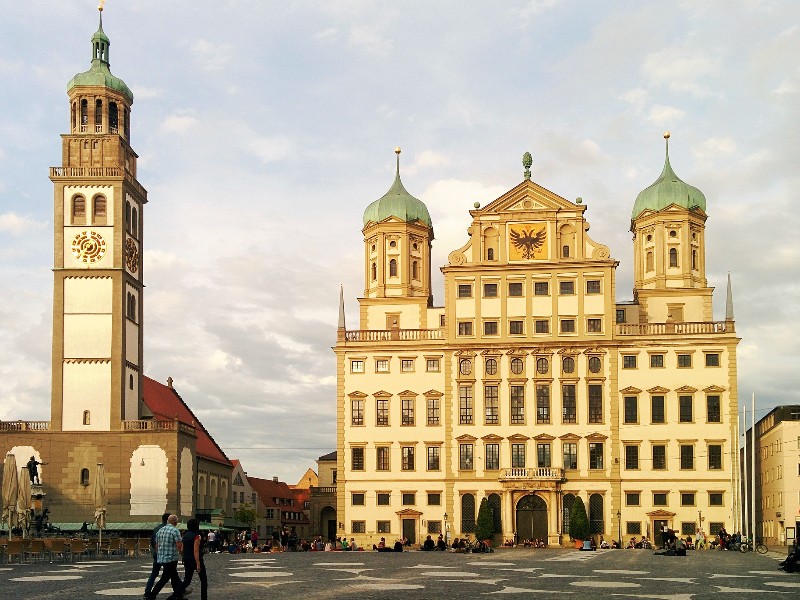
[509,224,548,260]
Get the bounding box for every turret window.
[72,196,86,225]
[80,99,88,127]
[83,410,91,426]
[371,262,377,281]
[669,247,678,267]
[132,207,139,237]
[646,251,654,271]
[109,102,119,134]
[95,99,103,131]
[412,260,419,280]
[93,195,107,225]
[389,259,397,277]
[692,250,697,270]
[125,201,131,232]
[487,248,495,260]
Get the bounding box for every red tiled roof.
[247,476,295,509]
[142,376,231,467]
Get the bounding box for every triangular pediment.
[455,434,477,442]
[396,508,423,516]
[476,180,581,216]
[647,386,670,394]
[585,432,608,440]
[620,386,642,395]
[703,385,725,393]
[347,391,367,398]
[533,433,555,441]
[559,433,581,441]
[373,390,392,398]
[646,509,676,518]
[481,434,504,441]
[507,433,530,441]
[423,389,443,398]
[675,386,698,393]
[397,390,418,397]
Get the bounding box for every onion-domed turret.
[363,148,432,228]
[631,132,705,221]
[66,7,133,104]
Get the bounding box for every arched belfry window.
[95,99,103,130]
[389,259,398,277]
[691,250,697,270]
[123,108,130,139]
[83,410,91,426]
[80,468,90,486]
[669,247,678,268]
[109,102,118,134]
[125,201,131,232]
[93,195,107,225]
[80,99,88,127]
[72,196,86,225]
[132,207,139,237]
[127,293,137,321]
[71,102,77,131]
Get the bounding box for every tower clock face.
[71,230,107,264]
[125,238,139,273]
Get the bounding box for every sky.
[0,0,798,484]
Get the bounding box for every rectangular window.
[377,493,390,506]
[681,492,695,506]
[536,384,550,424]
[588,385,603,423]
[627,522,642,535]
[708,444,723,470]
[401,446,415,471]
[427,493,441,506]
[459,444,474,470]
[534,319,550,334]
[677,353,692,368]
[624,396,638,423]
[484,321,499,335]
[511,385,525,424]
[484,385,499,425]
[563,442,578,470]
[351,398,364,426]
[402,493,415,506]
[589,442,604,469]
[680,445,694,470]
[651,396,665,423]
[426,358,440,372]
[709,522,724,536]
[707,395,721,423]
[427,446,440,471]
[457,284,472,298]
[459,386,473,425]
[650,354,664,368]
[483,283,498,297]
[508,282,523,296]
[709,492,723,506]
[401,358,415,372]
[705,353,720,367]
[653,492,668,506]
[560,319,576,333]
[458,321,473,336]
[351,447,365,471]
[401,397,415,425]
[485,443,500,470]
[616,308,626,323]
[376,359,389,373]
[427,397,440,425]
[562,384,576,423]
[622,355,637,369]
[625,445,639,470]
[537,443,551,468]
[376,446,390,471]
[509,320,524,335]
[534,281,549,296]
[376,399,389,426]
[587,318,602,333]
[377,521,391,533]
[427,521,442,534]
[511,443,526,468]
[681,522,697,536]
[652,445,666,470]
[626,492,640,506]
[559,280,575,295]
[586,280,601,294]
[351,493,365,506]
[352,520,366,533]
[351,360,364,373]
[679,395,693,422]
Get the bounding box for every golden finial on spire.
[663,131,671,139]
[395,146,401,155]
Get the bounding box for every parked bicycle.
[740,537,768,554]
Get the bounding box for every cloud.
[314,27,339,44]
[692,137,737,161]
[348,26,392,54]
[641,46,721,97]
[160,114,198,134]
[190,39,233,71]
[0,213,46,235]
[415,150,450,169]
[249,135,294,163]
[647,104,685,123]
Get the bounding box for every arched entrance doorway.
[516,494,548,543]
[320,506,336,542]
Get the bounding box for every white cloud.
[647,104,685,123]
[249,135,294,163]
[642,47,720,97]
[692,137,737,161]
[0,213,46,235]
[348,25,392,54]
[620,88,649,112]
[314,27,339,44]
[160,114,198,133]
[415,150,450,170]
[190,39,233,71]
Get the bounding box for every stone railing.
[499,467,564,481]
[50,166,147,198]
[122,419,195,436]
[0,421,50,432]
[615,321,733,336]
[312,486,336,494]
[343,328,445,342]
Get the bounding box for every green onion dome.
[363,149,432,228]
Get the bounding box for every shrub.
[475,497,495,541]
[569,496,589,541]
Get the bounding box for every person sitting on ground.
[450,538,460,552]
[422,535,435,551]
[436,535,447,551]
[341,537,349,551]
[349,538,358,551]
[778,544,800,573]
[393,539,404,552]
[627,536,637,549]
[599,539,610,549]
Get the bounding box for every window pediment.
[647,386,670,394]
[373,390,392,398]
[347,391,367,398]
[675,385,698,393]
[533,433,555,441]
[423,389,444,397]
[620,386,642,394]
[456,434,477,442]
[703,385,725,393]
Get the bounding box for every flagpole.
[750,393,756,543]
[741,404,748,539]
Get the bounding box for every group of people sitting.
[625,536,653,549]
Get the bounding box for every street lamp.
[443,512,449,544]
[617,510,622,549]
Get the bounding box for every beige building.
[0,10,230,527]
[334,143,740,547]
[746,405,800,548]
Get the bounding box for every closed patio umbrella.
[16,466,32,537]
[2,453,19,540]
[93,463,107,547]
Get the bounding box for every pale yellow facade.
[335,153,740,548]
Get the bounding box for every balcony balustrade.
[499,467,564,482]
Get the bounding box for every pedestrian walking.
[166,518,207,600]
[147,514,183,599]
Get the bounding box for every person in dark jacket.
[167,518,207,600]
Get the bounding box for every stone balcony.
[0,421,50,432]
[615,321,733,336]
[499,467,564,483]
[340,328,445,343]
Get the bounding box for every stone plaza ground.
[0,547,796,599]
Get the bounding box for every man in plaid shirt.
[147,514,184,599]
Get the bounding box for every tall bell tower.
[50,5,146,431]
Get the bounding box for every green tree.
[475,497,495,541]
[234,502,258,529]
[569,496,589,541]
